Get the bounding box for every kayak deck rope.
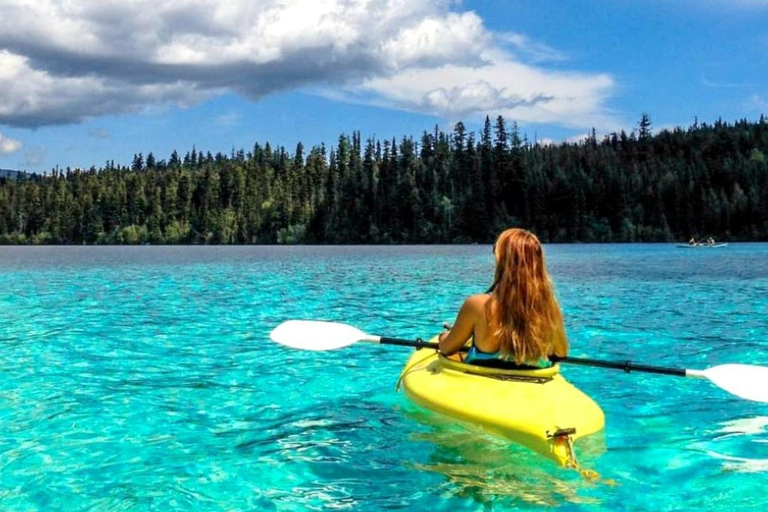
[396,349,438,391]
[485,374,552,384]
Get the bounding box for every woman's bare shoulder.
[464,293,491,310]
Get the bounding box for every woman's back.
[460,293,497,353]
[438,228,568,364]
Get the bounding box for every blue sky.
[0,0,766,173]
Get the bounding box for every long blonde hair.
[485,228,567,363]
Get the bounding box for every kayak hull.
[400,346,605,466]
[676,243,728,248]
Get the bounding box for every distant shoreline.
[0,241,761,247]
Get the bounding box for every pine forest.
[1,114,767,245]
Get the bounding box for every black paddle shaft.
[554,356,687,377]
[378,337,468,352]
[377,337,686,376]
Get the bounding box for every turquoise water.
[1,244,767,511]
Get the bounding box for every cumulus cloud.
[0,49,210,126]
[0,0,619,130]
[343,56,618,130]
[0,131,22,156]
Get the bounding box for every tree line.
[1,113,767,244]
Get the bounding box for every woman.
[438,228,568,367]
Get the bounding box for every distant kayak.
[676,243,728,249]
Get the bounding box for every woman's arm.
[438,297,479,355]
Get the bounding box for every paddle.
[270,320,768,403]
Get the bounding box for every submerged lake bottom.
[0,244,767,511]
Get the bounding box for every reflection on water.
[698,416,768,474]
[403,406,609,508]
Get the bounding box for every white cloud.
[534,137,558,147]
[750,94,768,111]
[344,56,619,130]
[0,131,22,156]
[702,78,753,88]
[497,33,566,62]
[0,50,209,126]
[380,12,490,69]
[214,111,242,128]
[0,0,619,131]
[563,133,592,145]
[89,129,112,140]
[23,146,46,167]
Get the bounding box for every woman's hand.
[438,298,477,356]
[438,323,452,343]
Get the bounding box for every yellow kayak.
[399,343,605,467]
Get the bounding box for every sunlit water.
[1,244,767,511]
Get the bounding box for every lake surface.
[1,244,767,511]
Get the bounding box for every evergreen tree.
[1,114,766,245]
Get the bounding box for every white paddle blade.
[703,364,768,403]
[269,320,373,351]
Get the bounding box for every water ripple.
[1,244,767,511]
